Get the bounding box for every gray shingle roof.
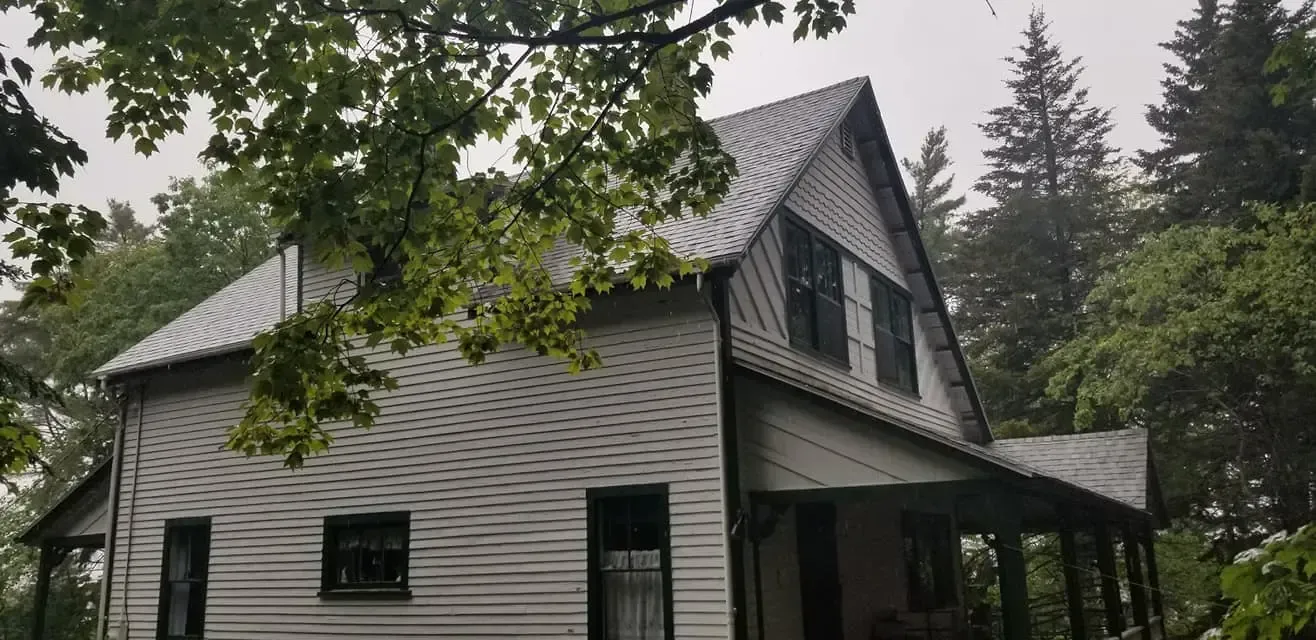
[91,79,867,378]
[989,429,1151,509]
[92,246,300,377]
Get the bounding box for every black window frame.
[902,510,957,612]
[586,484,674,640]
[319,511,412,600]
[871,275,919,394]
[155,517,211,640]
[784,217,849,365]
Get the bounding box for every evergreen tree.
[102,200,152,246]
[902,126,966,273]
[1139,0,1316,225]
[948,8,1129,436]
[1140,0,1222,215]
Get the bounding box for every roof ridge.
[707,76,868,124]
[992,428,1145,445]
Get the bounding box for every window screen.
[872,277,918,392]
[784,219,848,363]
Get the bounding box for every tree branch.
[321,0,765,48]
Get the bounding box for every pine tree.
[902,126,966,274]
[1139,0,1221,212]
[948,8,1129,436]
[1139,0,1316,225]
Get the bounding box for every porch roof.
[988,429,1160,513]
[16,459,111,547]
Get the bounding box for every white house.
[20,77,1165,640]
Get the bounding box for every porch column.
[1059,514,1088,640]
[30,543,55,640]
[1122,526,1151,640]
[995,516,1031,640]
[1093,522,1124,638]
[1141,524,1164,620]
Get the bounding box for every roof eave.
[16,458,112,546]
[856,83,994,443]
[92,340,254,382]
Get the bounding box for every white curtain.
[166,537,191,635]
[602,550,665,640]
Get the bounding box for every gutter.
[705,269,749,640]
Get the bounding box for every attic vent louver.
[840,122,855,160]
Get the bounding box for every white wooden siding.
[736,376,982,492]
[298,249,354,306]
[106,286,727,639]
[728,122,960,439]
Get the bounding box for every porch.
[734,377,1164,640]
[15,459,112,640]
[742,479,1163,640]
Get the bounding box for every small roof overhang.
[16,459,112,548]
[990,429,1166,526]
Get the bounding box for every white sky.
[0,0,1192,223]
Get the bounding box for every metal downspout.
[704,271,748,640]
[95,383,128,640]
[115,384,146,640]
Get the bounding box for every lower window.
[320,511,411,596]
[156,518,211,640]
[588,486,673,640]
[902,511,957,611]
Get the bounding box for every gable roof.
[89,76,988,443]
[16,457,112,546]
[91,79,869,379]
[92,247,299,377]
[989,429,1157,511]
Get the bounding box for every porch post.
[1093,521,1124,638]
[1141,524,1164,620]
[30,543,55,640]
[1059,514,1088,640]
[995,514,1031,640]
[1122,526,1151,640]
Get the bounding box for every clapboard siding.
[299,250,354,306]
[736,376,983,492]
[728,123,961,439]
[106,286,727,640]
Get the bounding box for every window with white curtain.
[319,511,411,597]
[588,486,672,640]
[156,518,210,640]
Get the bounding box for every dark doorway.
[796,502,843,640]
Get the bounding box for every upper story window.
[320,512,411,598]
[157,517,211,640]
[872,277,918,393]
[784,219,848,364]
[588,486,672,640]
[903,511,957,611]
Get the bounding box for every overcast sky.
[1,0,1194,223]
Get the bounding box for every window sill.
[877,380,922,401]
[788,341,851,373]
[318,589,413,601]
